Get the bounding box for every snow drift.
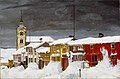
[1,48,120,79]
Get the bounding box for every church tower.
[16,10,26,49]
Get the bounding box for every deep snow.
[1,48,120,79]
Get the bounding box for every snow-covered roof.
[0,48,16,63]
[26,36,54,43]
[13,47,25,55]
[26,42,44,48]
[50,38,73,45]
[14,42,44,54]
[36,47,50,53]
[68,36,120,45]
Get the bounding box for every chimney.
[40,38,43,43]
[98,33,104,38]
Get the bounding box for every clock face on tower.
[20,32,23,36]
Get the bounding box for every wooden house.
[68,36,120,67]
[68,44,86,61]
[50,38,72,70]
[36,47,50,69]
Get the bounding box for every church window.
[20,39,23,43]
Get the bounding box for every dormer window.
[111,43,115,49]
[20,32,23,36]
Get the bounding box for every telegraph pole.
[73,4,76,40]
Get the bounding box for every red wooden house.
[68,36,120,67]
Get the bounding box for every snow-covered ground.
[0,48,16,64]
[1,48,120,79]
[1,62,62,79]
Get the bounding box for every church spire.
[20,9,23,22]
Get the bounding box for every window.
[56,57,60,61]
[20,32,23,36]
[18,56,21,62]
[92,55,97,62]
[90,44,94,49]
[73,46,76,51]
[52,46,56,52]
[34,58,36,62]
[62,55,67,58]
[73,55,77,61]
[26,47,33,52]
[20,39,23,43]
[111,43,115,49]
[52,57,55,61]
[111,55,116,60]
[29,47,33,52]
[78,45,84,51]
[29,58,33,62]
[62,46,67,53]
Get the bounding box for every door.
[92,55,98,66]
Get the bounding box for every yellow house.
[50,38,72,62]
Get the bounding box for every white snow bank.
[44,61,83,79]
[1,62,62,79]
[26,63,39,70]
[1,48,120,79]
[0,48,16,63]
[60,61,83,78]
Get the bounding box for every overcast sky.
[0,0,119,48]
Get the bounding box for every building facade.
[16,15,26,49]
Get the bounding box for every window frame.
[111,43,115,49]
[90,44,94,49]
[20,39,23,43]
[73,46,76,51]
[92,55,97,62]
[111,55,116,60]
